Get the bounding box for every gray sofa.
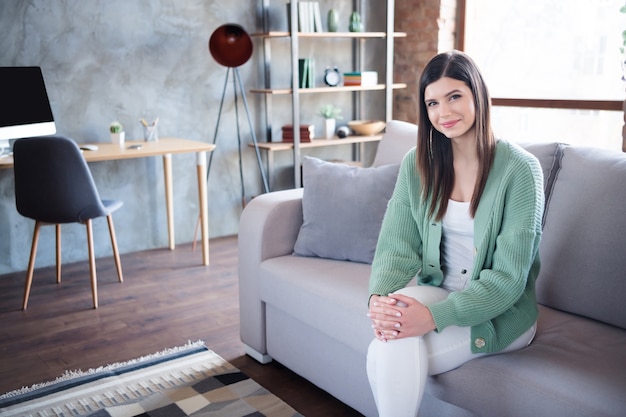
[238,121,626,417]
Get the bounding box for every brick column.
[393,0,457,123]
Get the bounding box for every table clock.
[324,67,341,87]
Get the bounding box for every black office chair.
[13,135,123,309]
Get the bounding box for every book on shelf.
[287,2,323,33]
[312,2,323,32]
[298,58,315,88]
[282,135,312,143]
[282,124,315,142]
[343,71,379,87]
[282,124,315,132]
[300,2,310,32]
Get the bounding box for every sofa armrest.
[238,188,304,362]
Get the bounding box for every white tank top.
[441,200,475,292]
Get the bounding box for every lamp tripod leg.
[232,70,246,206]
[194,66,270,251]
[206,67,231,181]
[235,67,270,194]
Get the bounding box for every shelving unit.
[250,83,407,95]
[249,134,382,187]
[253,0,406,189]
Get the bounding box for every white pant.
[366,286,536,417]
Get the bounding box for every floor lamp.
[193,23,269,249]
[207,23,269,196]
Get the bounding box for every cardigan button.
[474,337,486,349]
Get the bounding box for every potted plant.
[318,104,342,139]
[110,121,125,146]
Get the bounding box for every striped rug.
[0,341,303,417]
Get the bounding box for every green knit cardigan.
[370,140,545,353]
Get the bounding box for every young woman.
[366,50,545,416]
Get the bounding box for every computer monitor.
[0,66,56,152]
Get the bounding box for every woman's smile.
[441,120,460,129]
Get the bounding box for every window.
[463,0,624,150]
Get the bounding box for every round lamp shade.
[209,24,253,68]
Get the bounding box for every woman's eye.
[450,94,461,101]
[426,101,437,107]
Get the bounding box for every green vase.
[327,9,338,32]
[349,11,363,32]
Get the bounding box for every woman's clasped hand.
[368,294,436,341]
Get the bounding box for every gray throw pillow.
[293,157,400,264]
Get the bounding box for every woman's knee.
[392,285,449,306]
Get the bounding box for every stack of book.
[287,2,323,33]
[298,58,315,88]
[282,124,315,142]
[343,71,379,87]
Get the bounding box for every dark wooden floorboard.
[0,235,363,416]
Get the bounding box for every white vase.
[324,119,336,139]
[110,131,125,147]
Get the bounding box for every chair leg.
[106,214,123,283]
[23,221,42,310]
[85,219,98,309]
[55,224,62,283]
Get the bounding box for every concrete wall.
[0,0,394,274]
[0,0,263,274]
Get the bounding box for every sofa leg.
[244,344,273,364]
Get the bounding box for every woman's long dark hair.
[416,50,495,221]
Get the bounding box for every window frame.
[457,0,623,113]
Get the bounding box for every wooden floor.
[0,235,362,416]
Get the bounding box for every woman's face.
[424,76,476,142]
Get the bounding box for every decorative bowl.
[347,120,386,136]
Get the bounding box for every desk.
[0,137,216,266]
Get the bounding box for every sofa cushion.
[517,141,563,207]
[259,254,374,354]
[372,120,417,167]
[293,157,399,264]
[428,305,626,417]
[536,145,626,329]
